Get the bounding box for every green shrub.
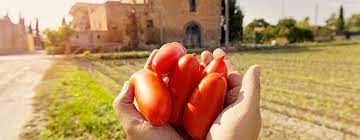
[99,51,150,60]
[45,46,65,55]
[83,51,92,58]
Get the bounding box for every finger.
[225,86,242,106]
[113,81,144,131]
[239,65,261,109]
[227,71,242,89]
[144,49,158,69]
[200,51,214,67]
[115,81,134,104]
[213,48,237,73]
[224,71,243,106]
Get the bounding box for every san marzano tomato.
[152,42,186,75]
[130,69,171,125]
[183,73,227,139]
[168,54,201,126]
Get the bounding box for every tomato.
[183,73,227,139]
[168,54,201,126]
[171,42,187,53]
[130,69,171,125]
[152,42,187,75]
[203,56,227,77]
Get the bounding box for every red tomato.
[203,56,227,77]
[152,42,187,75]
[183,73,227,139]
[168,54,201,126]
[130,69,171,125]
[171,42,187,53]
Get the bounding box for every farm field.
[22,44,360,139]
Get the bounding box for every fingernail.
[254,66,261,77]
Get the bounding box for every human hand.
[112,50,182,140]
[200,49,262,140]
[113,48,261,140]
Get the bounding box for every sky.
[238,0,360,25]
[0,0,359,31]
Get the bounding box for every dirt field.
[21,44,360,139]
[87,45,359,139]
[0,54,52,140]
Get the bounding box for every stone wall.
[0,17,31,54]
[69,0,221,50]
[154,0,221,48]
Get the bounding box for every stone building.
[0,15,35,54]
[69,0,221,50]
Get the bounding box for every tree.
[277,18,296,28]
[276,18,313,42]
[229,0,244,41]
[347,13,360,32]
[326,13,337,26]
[348,14,360,27]
[296,17,311,29]
[43,25,77,47]
[336,5,345,31]
[244,19,270,43]
[221,0,245,42]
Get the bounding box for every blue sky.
[0,0,359,30]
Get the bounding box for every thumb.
[113,81,144,130]
[239,65,261,110]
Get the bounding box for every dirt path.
[0,54,52,140]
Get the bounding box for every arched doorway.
[184,22,201,48]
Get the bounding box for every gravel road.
[0,53,52,140]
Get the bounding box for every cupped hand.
[201,49,262,140]
[112,50,182,140]
[113,48,262,140]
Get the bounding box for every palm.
[113,48,261,140]
[203,49,262,140]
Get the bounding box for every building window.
[189,0,196,12]
[146,20,153,28]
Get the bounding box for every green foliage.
[336,5,345,31]
[326,13,337,26]
[296,17,311,29]
[244,19,270,42]
[83,51,92,58]
[262,25,277,41]
[45,46,65,55]
[277,18,296,28]
[43,25,77,47]
[244,18,314,43]
[229,0,244,41]
[347,13,360,32]
[347,13,360,27]
[277,18,313,43]
[99,51,150,60]
[36,61,126,139]
[313,26,333,37]
[296,40,359,47]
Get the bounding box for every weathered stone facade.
[69,0,221,50]
[0,15,33,54]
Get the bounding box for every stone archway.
[183,22,201,48]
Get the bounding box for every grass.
[231,44,360,139]
[22,41,360,139]
[21,60,126,140]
